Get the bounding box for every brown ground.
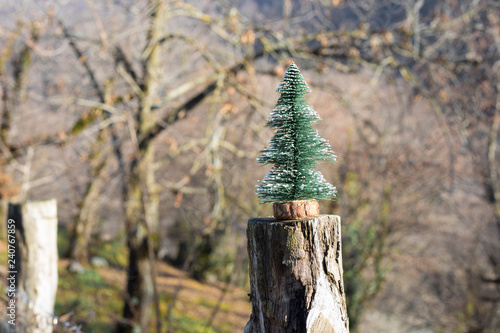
[0,240,251,331]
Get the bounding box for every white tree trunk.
[9,199,58,333]
[0,200,7,241]
[245,215,349,333]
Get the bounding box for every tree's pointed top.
[283,62,300,76]
[276,62,310,94]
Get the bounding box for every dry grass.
[0,239,250,332]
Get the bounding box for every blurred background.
[0,0,499,332]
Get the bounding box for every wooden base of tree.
[272,200,319,219]
[245,215,349,333]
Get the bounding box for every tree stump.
[245,215,349,333]
[8,200,58,333]
[0,200,7,241]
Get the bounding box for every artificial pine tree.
[256,62,336,217]
[247,63,348,330]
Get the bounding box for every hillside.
[0,239,251,332]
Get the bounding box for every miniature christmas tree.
[256,62,336,217]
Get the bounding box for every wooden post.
[0,200,7,241]
[8,199,58,333]
[245,215,349,333]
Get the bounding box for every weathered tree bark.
[8,200,58,333]
[68,80,115,264]
[245,215,349,333]
[69,173,104,263]
[118,144,160,333]
[118,1,163,332]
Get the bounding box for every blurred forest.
[0,0,500,332]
